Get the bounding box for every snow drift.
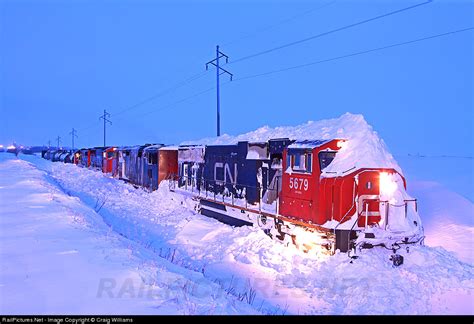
[183,113,402,178]
[12,152,471,315]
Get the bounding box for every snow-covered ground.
[0,113,472,315]
[0,152,471,315]
[0,155,257,315]
[396,155,473,266]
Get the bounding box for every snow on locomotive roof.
[288,139,331,149]
[143,144,165,151]
[159,146,179,151]
[178,145,205,163]
[182,113,403,178]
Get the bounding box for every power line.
[230,0,433,64]
[99,109,112,147]
[51,0,441,146]
[61,70,210,142]
[65,71,210,144]
[69,128,78,150]
[134,85,217,120]
[222,0,337,47]
[205,46,233,136]
[56,136,61,149]
[233,27,474,82]
[78,2,331,136]
[112,71,208,118]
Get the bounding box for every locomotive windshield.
[287,151,312,173]
[319,151,337,170]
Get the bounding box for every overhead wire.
[112,71,208,117]
[231,27,474,82]
[51,0,454,147]
[222,0,337,47]
[230,0,433,65]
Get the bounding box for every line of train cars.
[42,138,424,259]
[42,145,178,191]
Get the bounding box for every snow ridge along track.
[0,155,260,315]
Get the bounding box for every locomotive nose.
[356,170,383,228]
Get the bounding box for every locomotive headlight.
[379,172,397,197]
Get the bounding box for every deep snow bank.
[183,113,402,177]
[18,154,474,315]
[0,154,257,315]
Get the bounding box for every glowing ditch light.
[379,172,398,197]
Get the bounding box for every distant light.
[7,145,15,150]
[0,145,3,148]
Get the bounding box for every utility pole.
[56,136,61,149]
[99,109,112,147]
[206,45,233,137]
[48,140,51,148]
[69,128,78,150]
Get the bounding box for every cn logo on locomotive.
[214,162,238,185]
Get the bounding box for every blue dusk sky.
[0,0,472,157]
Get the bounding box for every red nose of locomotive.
[279,139,422,252]
[354,169,408,228]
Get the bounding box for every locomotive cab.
[279,139,342,224]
